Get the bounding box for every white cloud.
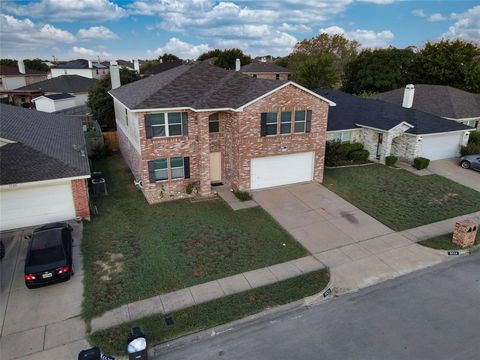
[320,26,394,48]
[412,9,426,17]
[72,46,112,58]
[442,5,480,42]
[4,0,126,22]
[77,26,119,40]
[428,13,448,22]
[0,14,75,51]
[147,37,210,59]
[357,0,398,3]
[279,23,312,33]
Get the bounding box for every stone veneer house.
[109,61,335,204]
[240,61,290,81]
[315,89,471,162]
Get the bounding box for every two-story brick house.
[109,61,335,204]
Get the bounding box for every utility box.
[127,327,148,360]
[452,219,478,248]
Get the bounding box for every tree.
[291,33,360,82]
[0,59,17,67]
[158,53,181,62]
[197,49,223,61]
[24,58,49,72]
[412,39,480,92]
[213,48,252,70]
[87,68,141,128]
[342,47,416,94]
[289,54,339,89]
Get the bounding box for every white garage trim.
[0,180,77,231]
[250,152,315,190]
[0,175,89,190]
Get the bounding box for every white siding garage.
[419,133,464,161]
[0,181,76,231]
[251,152,315,190]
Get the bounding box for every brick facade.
[452,219,478,248]
[71,179,90,219]
[118,84,329,204]
[243,72,289,81]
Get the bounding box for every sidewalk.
[90,255,324,333]
[215,186,258,210]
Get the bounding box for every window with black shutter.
[184,157,190,179]
[294,110,306,133]
[306,110,312,133]
[265,112,278,136]
[148,159,168,182]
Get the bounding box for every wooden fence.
[103,131,118,150]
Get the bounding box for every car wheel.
[460,160,471,169]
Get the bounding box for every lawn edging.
[88,268,333,356]
[324,162,375,169]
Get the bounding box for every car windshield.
[29,229,66,266]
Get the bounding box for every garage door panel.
[0,182,76,231]
[251,152,314,190]
[419,133,463,161]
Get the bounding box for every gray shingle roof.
[54,59,106,69]
[240,62,290,73]
[377,85,480,119]
[0,104,90,185]
[109,61,288,110]
[0,65,47,76]
[142,61,183,75]
[16,75,98,93]
[315,88,471,135]
[44,93,75,100]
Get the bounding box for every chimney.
[17,59,25,74]
[235,58,241,71]
[110,65,121,89]
[133,59,140,73]
[110,60,118,66]
[88,59,93,69]
[402,84,415,108]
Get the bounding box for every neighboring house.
[240,61,290,80]
[109,61,335,204]
[315,89,471,162]
[51,59,109,79]
[33,93,78,113]
[378,84,480,130]
[0,104,90,231]
[102,59,144,72]
[141,60,183,75]
[0,62,48,91]
[4,75,98,109]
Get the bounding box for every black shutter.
[306,110,312,133]
[148,161,156,183]
[182,112,189,136]
[260,113,267,137]
[145,114,153,139]
[184,157,190,179]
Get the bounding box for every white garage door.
[419,133,463,161]
[251,152,314,190]
[0,181,76,231]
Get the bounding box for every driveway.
[0,223,88,360]
[253,183,394,253]
[429,158,480,192]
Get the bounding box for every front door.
[209,152,222,183]
[376,133,383,160]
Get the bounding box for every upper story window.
[294,110,306,133]
[280,112,291,134]
[145,112,188,138]
[209,113,220,133]
[265,112,278,136]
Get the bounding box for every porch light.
[417,136,423,142]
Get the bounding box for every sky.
[0,0,479,61]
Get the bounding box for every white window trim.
[329,130,353,143]
[280,111,292,134]
[294,110,306,133]
[170,157,185,180]
[151,112,183,138]
[265,112,278,136]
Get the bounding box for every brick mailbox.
[452,219,478,248]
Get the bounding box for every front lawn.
[323,164,480,231]
[82,154,307,320]
[418,232,480,250]
[89,268,330,355]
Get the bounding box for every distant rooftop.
[0,65,47,76]
[54,59,107,69]
[17,75,98,93]
[241,61,290,74]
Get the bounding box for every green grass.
[418,231,480,250]
[323,164,480,231]
[89,268,330,355]
[82,154,307,320]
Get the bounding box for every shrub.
[234,191,252,201]
[385,155,398,167]
[413,157,430,170]
[91,142,112,159]
[348,150,369,161]
[460,142,480,156]
[186,182,199,195]
[325,141,365,166]
[468,131,480,145]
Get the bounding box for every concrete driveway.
[0,223,88,360]
[253,183,394,253]
[429,158,480,192]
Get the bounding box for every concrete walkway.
[215,186,258,210]
[90,255,324,333]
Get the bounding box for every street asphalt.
[154,251,480,360]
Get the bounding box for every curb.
[150,272,334,357]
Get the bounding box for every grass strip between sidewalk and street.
[89,268,330,355]
[418,231,479,250]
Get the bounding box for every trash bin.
[127,327,148,360]
[92,178,108,196]
[78,347,101,360]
